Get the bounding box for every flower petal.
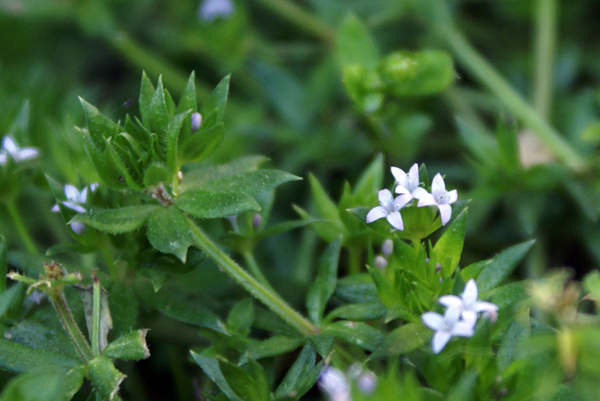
[439,295,464,310]
[394,185,410,195]
[366,206,388,223]
[16,148,39,161]
[0,152,7,165]
[417,193,437,207]
[431,173,446,194]
[393,194,412,210]
[411,187,429,199]
[462,279,478,307]
[386,211,404,231]
[62,201,86,214]
[474,301,498,314]
[438,203,452,225]
[2,136,18,155]
[378,189,394,210]
[64,185,81,203]
[390,167,408,188]
[451,320,475,337]
[51,204,60,213]
[421,312,445,330]
[432,331,452,354]
[408,163,419,189]
[447,189,458,204]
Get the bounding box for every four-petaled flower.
[439,279,498,323]
[0,136,39,164]
[417,173,457,225]
[52,183,98,234]
[392,163,428,202]
[421,307,475,354]
[366,189,411,231]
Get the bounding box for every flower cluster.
[319,364,377,401]
[366,164,457,230]
[421,279,498,353]
[0,136,39,165]
[52,183,98,234]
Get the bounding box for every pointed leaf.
[149,76,170,133]
[139,71,155,128]
[0,235,6,293]
[146,205,193,262]
[476,240,535,293]
[337,14,380,69]
[72,205,158,234]
[353,154,384,198]
[371,322,430,359]
[201,74,230,124]
[191,352,243,401]
[326,302,386,322]
[87,355,126,401]
[273,344,316,400]
[165,110,191,170]
[243,335,304,362]
[309,174,345,232]
[323,321,384,352]
[176,190,260,219]
[306,239,341,325]
[104,139,143,190]
[177,71,198,113]
[0,369,84,401]
[433,207,467,276]
[78,97,118,150]
[103,329,150,361]
[226,298,254,337]
[192,169,302,196]
[0,339,80,373]
[179,122,224,163]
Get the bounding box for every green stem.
[101,241,119,282]
[533,0,558,119]
[242,249,275,292]
[187,217,319,336]
[436,25,585,169]
[91,274,101,356]
[251,0,334,44]
[49,291,94,363]
[5,201,37,254]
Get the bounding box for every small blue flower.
[199,0,234,22]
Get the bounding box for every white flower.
[439,279,498,323]
[319,367,351,401]
[391,164,428,201]
[366,189,411,231]
[421,307,475,354]
[417,173,457,225]
[51,183,98,234]
[0,136,39,164]
[199,0,234,21]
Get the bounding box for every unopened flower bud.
[374,256,387,269]
[252,213,262,228]
[357,371,377,395]
[191,112,202,132]
[381,239,393,256]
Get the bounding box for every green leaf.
[87,355,126,401]
[371,322,430,359]
[0,368,84,401]
[201,74,230,124]
[104,140,144,190]
[143,162,172,188]
[136,281,225,333]
[76,282,113,354]
[353,154,384,199]
[273,344,316,400]
[146,205,193,262]
[139,72,156,128]
[0,235,6,293]
[103,329,150,361]
[191,352,243,401]
[497,320,530,371]
[0,284,26,321]
[366,265,397,307]
[335,274,379,304]
[176,190,260,219]
[433,207,467,276]
[456,117,497,164]
[476,240,535,293]
[326,302,386,322]
[306,239,341,325]
[378,50,455,96]
[461,259,491,281]
[324,321,384,352]
[0,338,80,373]
[308,174,345,232]
[4,321,76,360]
[148,75,169,132]
[337,14,380,70]
[177,71,198,114]
[165,110,191,171]
[78,97,118,151]
[226,298,254,337]
[496,115,520,170]
[243,336,304,363]
[308,334,334,357]
[446,371,478,401]
[293,205,342,243]
[72,205,158,234]
[193,169,302,196]
[179,122,225,163]
[488,280,529,310]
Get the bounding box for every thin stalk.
[241,249,275,292]
[49,291,94,363]
[436,25,585,169]
[251,0,334,45]
[533,0,558,119]
[5,201,37,254]
[187,217,319,336]
[91,273,101,356]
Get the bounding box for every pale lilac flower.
[391,164,428,201]
[52,183,98,234]
[421,307,475,354]
[199,0,234,21]
[381,239,393,256]
[356,371,377,395]
[191,112,202,132]
[319,366,351,401]
[0,136,39,164]
[366,189,411,231]
[373,256,387,270]
[439,279,498,323]
[417,173,457,225]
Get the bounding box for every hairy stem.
[242,249,275,292]
[49,291,94,363]
[187,217,319,336]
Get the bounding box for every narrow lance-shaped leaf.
[179,122,225,163]
[306,239,341,325]
[324,321,384,352]
[201,74,230,124]
[273,344,316,400]
[0,235,6,293]
[309,174,345,233]
[243,335,305,362]
[337,14,380,70]
[176,190,260,219]
[71,205,159,234]
[177,71,197,113]
[193,169,302,196]
[433,207,467,277]
[149,76,170,134]
[191,352,243,401]
[139,71,156,128]
[165,109,191,171]
[476,239,536,293]
[371,322,430,359]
